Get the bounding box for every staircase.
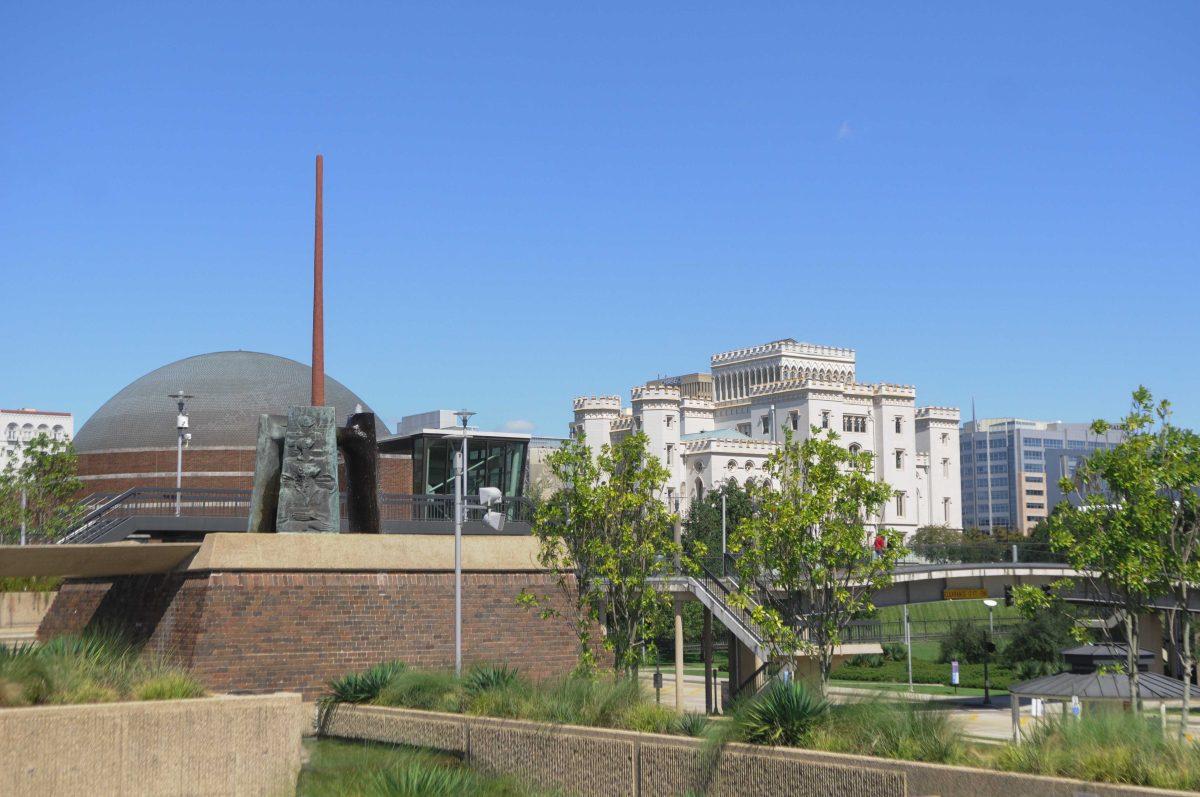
[684,564,773,662]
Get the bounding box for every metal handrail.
[53,488,537,543]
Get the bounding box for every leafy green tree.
[910,525,964,563]
[938,620,989,664]
[1112,389,1200,735]
[682,478,754,570]
[1046,387,1181,713]
[728,427,905,690]
[526,433,682,677]
[0,433,83,544]
[1002,606,1075,670]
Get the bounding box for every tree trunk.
[1182,597,1193,740]
[1127,612,1142,714]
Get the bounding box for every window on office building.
[792,411,801,431]
[665,415,673,428]
[895,450,904,469]
[760,415,770,434]
[894,492,905,517]
[820,411,829,429]
[894,416,902,433]
[1026,502,1045,510]
[666,444,673,464]
[843,415,867,433]
[941,457,950,477]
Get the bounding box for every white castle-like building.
[571,339,962,538]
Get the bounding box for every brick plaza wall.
[322,704,1198,797]
[39,570,582,699]
[75,448,413,495]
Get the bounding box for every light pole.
[983,598,998,706]
[167,392,193,517]
[453,409,475,678]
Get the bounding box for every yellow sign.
[943,589,988,600]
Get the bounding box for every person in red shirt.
[873,533,886,559]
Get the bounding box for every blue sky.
[3,3,1198,436]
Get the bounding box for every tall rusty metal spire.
[312,154,325,406]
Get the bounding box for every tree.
[728,427,905,690]
[1117,389,1200,735]
[910,525,964,563]
[682,478,755,570]
[0,433,83,544]
[1045,387,1176,714]
[526,433,682,677]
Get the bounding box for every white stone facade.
[1,408,74,471]
[571,339,961,539]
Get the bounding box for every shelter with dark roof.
[1007,671,1200,741]
[74,351,411,495]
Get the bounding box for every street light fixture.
[167,392,193,517]
[982,598,998,706]
[449,411,507,678]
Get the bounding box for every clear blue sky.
[3,3,1198,436]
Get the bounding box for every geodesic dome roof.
[74,351,374,452]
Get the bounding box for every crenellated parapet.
[711,338,855,365]
[916,406,960,423]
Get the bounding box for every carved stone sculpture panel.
[275,405,340,533]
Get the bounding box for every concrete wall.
[0,591,55,641]
[0,693,303,796]
[321,703,1197,797]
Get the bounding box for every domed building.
[75,351,411,495]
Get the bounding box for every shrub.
[732,679,828,747]
[619,701,677,734]
[881,643,907,662]
[996,709,1200,790]
[809,700,967,763]
[463,663,522,696]
[1001,609,1074,669]
[327,660,408,705]
[135,672,206,701]
[376,670,463,713]
[938,621,990,664]
[832,658,1016,690]
[673,711,711,737]
[848,653,884,667]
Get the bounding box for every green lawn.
[876,600,1022,624]
[829,679,1004,697]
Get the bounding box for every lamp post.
[983,598,998,706]
[453,410,475,678]
[167,392,193,517]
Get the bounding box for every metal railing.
[693,561,772,652]
[52,488,536,544]
[842,617,1020,644]
[897,542,1066,566]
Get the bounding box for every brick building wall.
[40,570,584,698]
[76,449,413,495]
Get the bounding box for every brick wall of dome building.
[76,449,412,496]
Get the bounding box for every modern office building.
[2,407,74,470]
[572,338,961,539]
[959,418,1124,535]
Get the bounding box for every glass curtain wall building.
[959,418,1123,535]
[411,434,527,498]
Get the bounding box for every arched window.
[5,423,17,441]
[744,460,754,470]
[694,478,704,502]
[848,443,861,455]
[726,459,738,470]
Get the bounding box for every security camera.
[478,486,502,507]
[183,432,192,447]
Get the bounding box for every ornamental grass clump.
[807,699,967,764]
[996,709,1200,790]
[376,669,464,713]
[0,628,204,707]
